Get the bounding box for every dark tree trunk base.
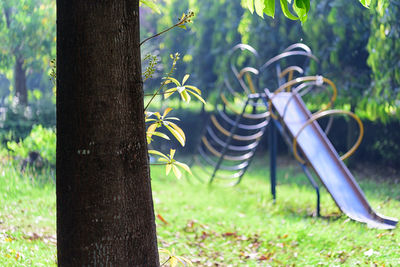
[56,1,159,265]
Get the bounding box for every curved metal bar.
[220,93,270,120]
[279,66,305,92]
[236,67,260,94]
[292,109,364,164]
[194,160,245,180]
[201,136,255,161]
[279,66,304,79]
[217,108,269,131]
[206,126,260,152]
[195,157,244,182]
[198,145,249,171]
[192,157,245,182]
[226,44,261,96]
[228,44,260,90]
[210,115,265,141]
[245,73,257,94]
[228,43,259,57]
[268,76,337,120]
[260,51,318,72]
[223,78,264,108]
[283,43,312,53]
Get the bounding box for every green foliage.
[144,49,205,179]
[6,124,56,166]
[140,0,161,14]
[245,0,370,21]
[0,0,56,72]
[302,0,371,108]
[366,0,400,120]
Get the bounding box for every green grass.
[0,161,56,266]
[1,158,399,266]
[153,160,400,266]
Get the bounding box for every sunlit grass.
[0,162,56,266]
[0,157,399,266]
[152,159,400,266]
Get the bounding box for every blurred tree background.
[140,0,400,167]
[0,0,399,167]
[141,0,399,121]
[0,0,55,142]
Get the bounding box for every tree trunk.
[14,56,27,106]
[56,1,159,266]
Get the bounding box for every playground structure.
[192,43,398,229]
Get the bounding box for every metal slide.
[266,89,398,229]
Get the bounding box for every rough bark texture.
[14,56,27,106]
[56,1,159,266]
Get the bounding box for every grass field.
[0,157,399,266]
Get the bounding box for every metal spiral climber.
[192,43,318,185]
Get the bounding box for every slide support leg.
[301,164,321,217]
[269,121,277,202]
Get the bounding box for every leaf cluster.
[245,0,371,23]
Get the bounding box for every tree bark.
[56,1,159,266]
[14,56,28,106]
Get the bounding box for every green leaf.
[172,165,182,179]
[180,89,191,102]
[184,85,202,94]
[177,24,187,29]
[246,0,254,14]
[263,0,275,18]
[167,121,186,146]
[164,88,177,99]
[293,0,309,22]
[166,163,172,175]
[162,107,173,117]
[147,123,158,133]
[174,161,192,174]
[148,149,169,160]
[182,74,190,85]
[164,116,180,121]
[153,111,161,119]
[139,0,161,14]
[254,0,265,17]
[164,123,185,147]
[166,77,181,86]
[187,90,207,105]
[280,0,299,20]
[359,0,371,8]
[149,131,170,140]
[169,149,176,159]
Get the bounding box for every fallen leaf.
[157,214,169,225]
[222,232,237,237]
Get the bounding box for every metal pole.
[301,164,321,217]
[269,120,277,202]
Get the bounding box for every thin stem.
[140,20,185,46]
[144,91,170,97]
[161,256,171,266]
[150,163,168,166]
[144,80,169,111]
